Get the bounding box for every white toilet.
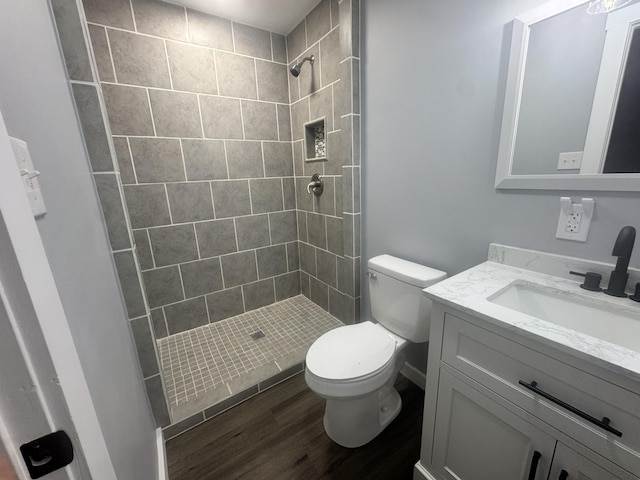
[305,254,446,448]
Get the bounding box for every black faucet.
[604,226,636,297]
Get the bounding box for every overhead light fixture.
[587,0,632,14]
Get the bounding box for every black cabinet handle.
[527,450,541,480]
[559,470,569,480]
[519,380,622,437]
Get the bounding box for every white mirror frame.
[495,0,640,191]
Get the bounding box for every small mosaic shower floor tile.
[157,295,343,422]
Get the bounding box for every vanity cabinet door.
[548,443,638,480]
[431,369,556,480]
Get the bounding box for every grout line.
[209,182,217,218]
[128,0,138,32]
[146,88,158,136]
[164,40,174,90]
[164,184,174,224]
[178,139,188,181]
[104,28,119,84]
[193,223,202,260]
[196,94,206,139]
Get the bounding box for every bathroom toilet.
[305,254,446,448]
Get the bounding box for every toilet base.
[323,383,402,448]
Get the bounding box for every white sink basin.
[489,281,640,353]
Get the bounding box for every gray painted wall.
[362,0,640,372]
[0,1,158,477]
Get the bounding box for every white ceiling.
[169,0,322,35]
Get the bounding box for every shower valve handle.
[307,174,323,196]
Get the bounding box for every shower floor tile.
[157,295,343,423]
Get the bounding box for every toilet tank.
[368,255,446,343]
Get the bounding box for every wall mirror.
[495,0,640,191]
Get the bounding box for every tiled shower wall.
[288,0,361,323]
[50,0,171,426]
[50,0,360,427]
[81,0,300,338]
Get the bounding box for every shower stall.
[50,0,361,435]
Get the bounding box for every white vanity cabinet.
[415,303,640,480]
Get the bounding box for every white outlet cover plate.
[557,151,583,170]
[556,201,591,242]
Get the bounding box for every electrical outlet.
[565,211,582,232]
[557,151,583,170]
[556,198,593,242]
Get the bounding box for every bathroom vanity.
[414,245,640,480]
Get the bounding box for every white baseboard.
[413,461,438,480]
[401,363,426,390]
[156,428,168,480]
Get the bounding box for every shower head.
[290,55,315,77]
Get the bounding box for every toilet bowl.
[305,255,446,448]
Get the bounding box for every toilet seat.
[305,322,398,397]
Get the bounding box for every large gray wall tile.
[83,0,135,30]
[286,21,307,61]
[182,139,227,180]
[277,104,292,142]
[272,33,287,63]
[221,251,258,287]
[243,279,275,310]
[124,184,171,228]
[129,138,185,183]
[149,224,199,266]
[206,287,243,322]
[72,83,113,172]
[180,258,223,298]
[143,266,183,308]
[211,180,251,218]
[256,61,288,103]
[290,98,310,141]
[320,28,341,88]
[286,242,299,271]
[200,96,243,139]
[275,271,300,300]
[108,29,170,88]
[309,86,333,131]
[132,0,188,41]
[241,101,278,140]
[233,23,271,59]
[326,216,343,255]
[269,211,297,244]
[299,242,316,276]
[256,245,287,278]
[307,213,327,249]
[226,141,264,179]
[187,9,233,50]
[113,250,146,319]
[306,0,331,46]
[249,179,283,214]
[309,276,329,311]
[102,84,154,136]
[316,249,337,287]
[215,51,257,99]
[166,182,214,222]
[88,24,115,83]
[283,178,296,210]
[164,297,208,334]
[167,41,218,95]
[149,90,202,138]
[94,173,131,250]
[195,219,237,257]
[51,0,93,82]
[235,215,270,250]
[130,316,160,377]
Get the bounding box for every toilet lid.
[306,322,396,381]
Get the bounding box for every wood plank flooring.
[166,372,425,480]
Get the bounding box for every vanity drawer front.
[441,313,640,474]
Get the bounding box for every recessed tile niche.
[304,118,327,161]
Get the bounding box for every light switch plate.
[10,137,47,217]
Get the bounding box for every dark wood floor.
[166,372,425,480]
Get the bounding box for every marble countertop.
[423,259,640,382]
